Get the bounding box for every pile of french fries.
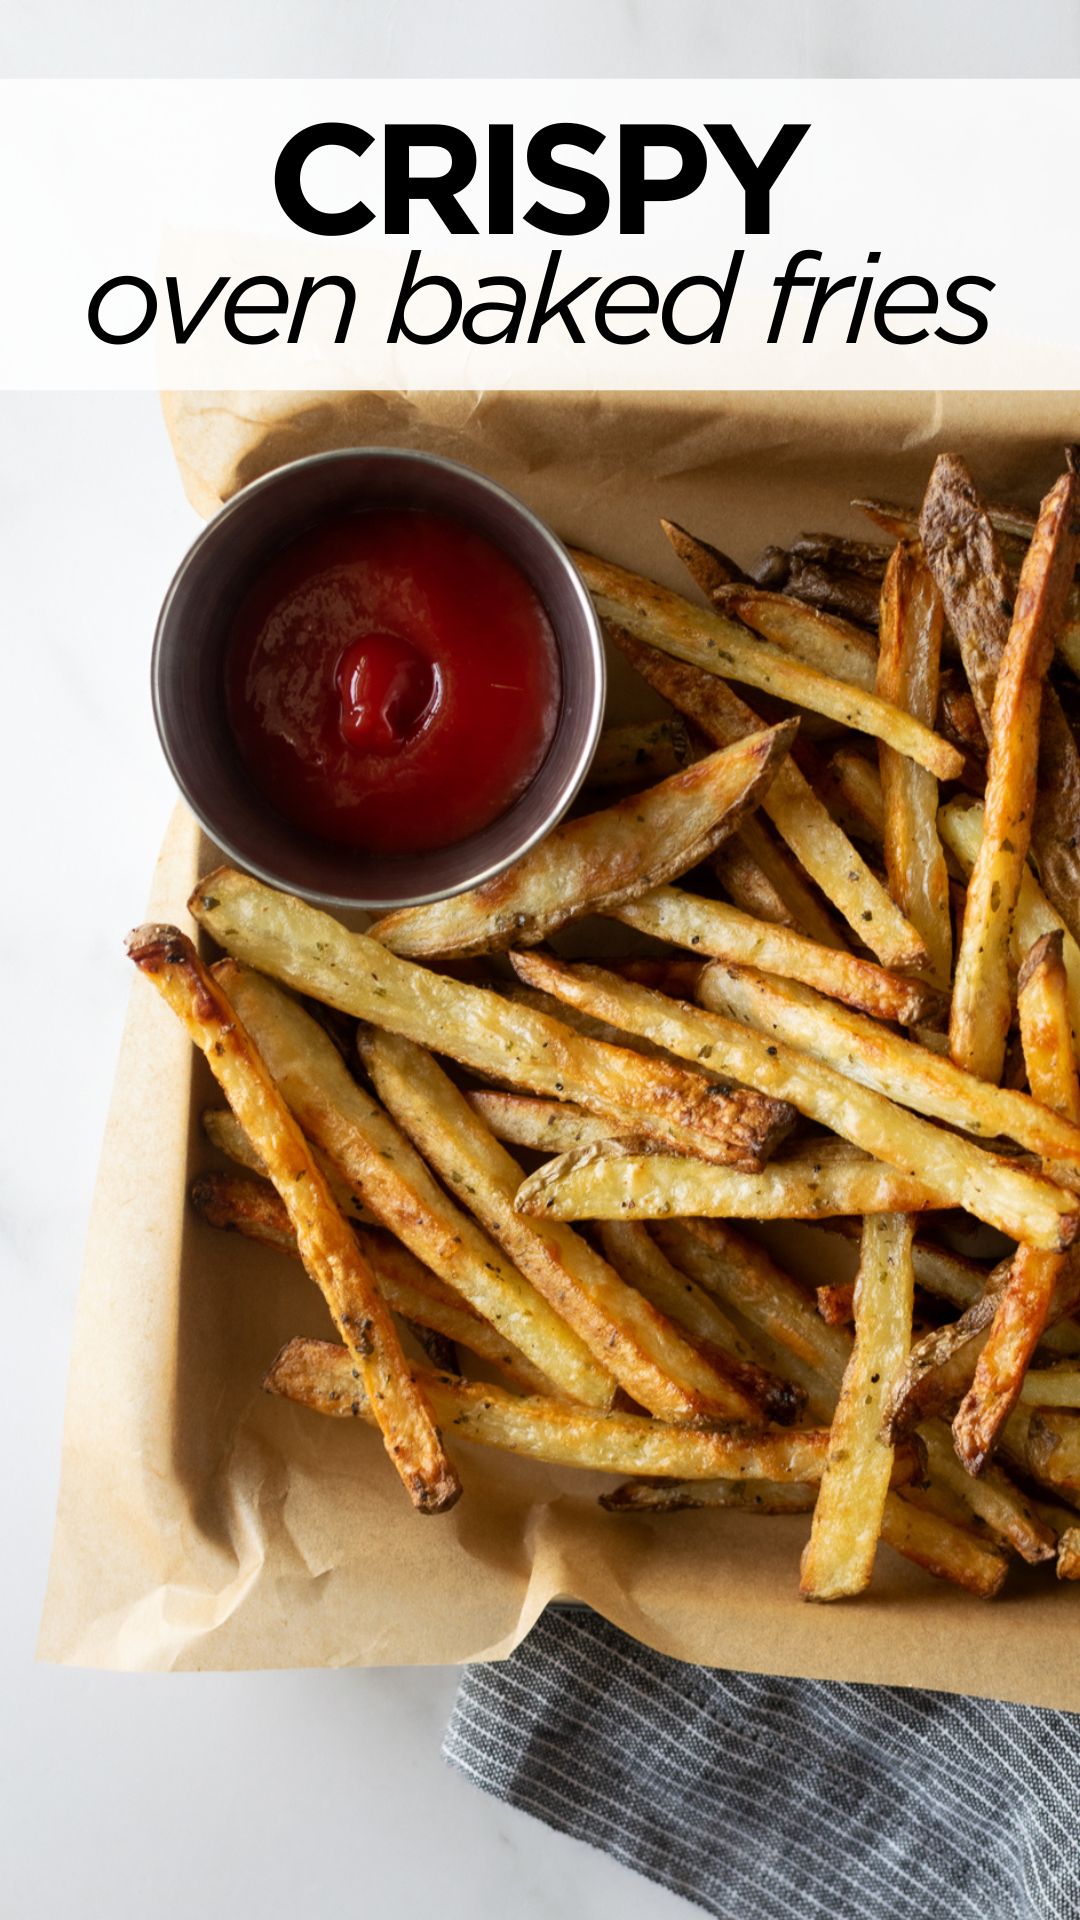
[130,448,1080,1601]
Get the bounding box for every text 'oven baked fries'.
[574,548,964,778]
[875,540,953,988]
[610,887,944,1026]
[954,931,1080,1473]
[125,925,460,1515]
[949,463,1080,1082]
[800,1215,915,1601]
[359,1026,763,1423]
[509,953,1080,1250]
[368,721,796,959]
[219,959,614,1408]
[191,868,793,1173]
[265,1341,928,1487]
[608,625,927,966]
[190,1168,549,1392]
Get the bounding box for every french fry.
[876,542,952,987]
[369,723,797,959]
[575,549,963,778]
[361,1026,766,1424]
[1022,1409,1080,1495]
[517,1137,939,1225]
[191,868,793,1173]
[939,797,1080,1044]
[587,717,692,789]
[790,532,890,581]
[695,960,1080,1166]
[125,926,460,1515]
[265,1340,873,1484]
[711,584,878,691]
[201,1106,376,1225]
[596,1221,801,1423]
[219,960,613,1408]
[954,929,1080,1471]
[660,517,749,593]
[600,1478,817,1515]
[800,1215,915,1599]
[611,887,945,1024]
[949,466,1080,1081]
[1019,1366,1080,1408]
[717,813,848,948]
[510,953,1080,1249]
[465,1091,622,1155]
[190,1169,550,1392]
[657,1220,1009,1590]
[918,1421,1056,1564]
[770,554,884,630]
[1057,1527,1080,1579]
[819,746,886,846]
[884,1273,1008,1441]
[609,625,928,966]
[711,831,802,931]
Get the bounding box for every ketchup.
[225,509,561,856]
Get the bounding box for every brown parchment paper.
[40,389,1080,1698]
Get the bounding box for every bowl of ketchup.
[152,449,605,908]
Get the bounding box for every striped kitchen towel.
[443,1607,1080,1920]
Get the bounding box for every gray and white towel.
[444,1608,1079,1920]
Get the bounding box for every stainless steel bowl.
[152,448,606,910]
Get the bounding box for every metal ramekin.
[152,448,606,911]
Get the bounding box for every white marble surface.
[2,393,698,1917]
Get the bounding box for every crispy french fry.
[1019,1366,1080,1408]
[369,723,796,959]
[609,625,928,966]
[656,1220,1008,1591]
[1022,1409,1080,1494]
[575,549,963,778]
[955,928,1080,1471]
[611,887,944,1025]
[599,1478,816,1515]
[800,1215,915,1600]
[125,926,460,1515]
[884,1272,1009,1441]
[791,532,890,581]
[360,1026,761,1423]
[819,746,886,846]
[465,1091,621,1155]
[596,1221,801,1423]
[190,1169,550,1392]
[219,960,613,1408]
[660,517,749,593]
[718,813,848,948]
[510,953,1080,1249]
[201,1106,377,1225]
[587,717,692,789]
[517,1137,939,1225]
[876,542,952,987]
[939,797,1080,1043]
[777,556,884,631]
[949,466,1080,1081]
[265,1340,870,1483]
[918,1422,1056,1564]
[1057,1527,1080,1578]
[696,960,1080,1167]
[191,868,792,1173]
[711,584,878,691]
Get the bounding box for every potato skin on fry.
[125,925,461,1515]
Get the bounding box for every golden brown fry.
[876,542,952,987]
[201,1106,377,1225]
[369,723,796,959]
[125,925,460,1515]
[711,584,878,690]
[939,798,1080,1042]
[220,960,612,1407]
[660,517,749,593]
[587,717,692,789]
[266,1340,860,1483]
[868,1498,1006,1597]
[190,1169,549,1392]
[612,887,944,1024]
[696,960,1080,1167]
[465,1091,622,1155]
[1057,1527,1080,1578]
[575,549,962,777]
[361,1027,764,1424]
[599,1478,817,1515]
[884,1273,1008,1442]
[596,1221,801,1423]
[800,1215,915,1600]
[192,868,792,1173]
[511,953,1080,1249]
[720,813,848,948]
[609,625,927,966]
[1022,1409,1080,1494]
[950,466,1080,1081]
[918,1422,1056,1565]
[517,1137,939,1226]
[819,746,887,846]
[955,927,1080,1471]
